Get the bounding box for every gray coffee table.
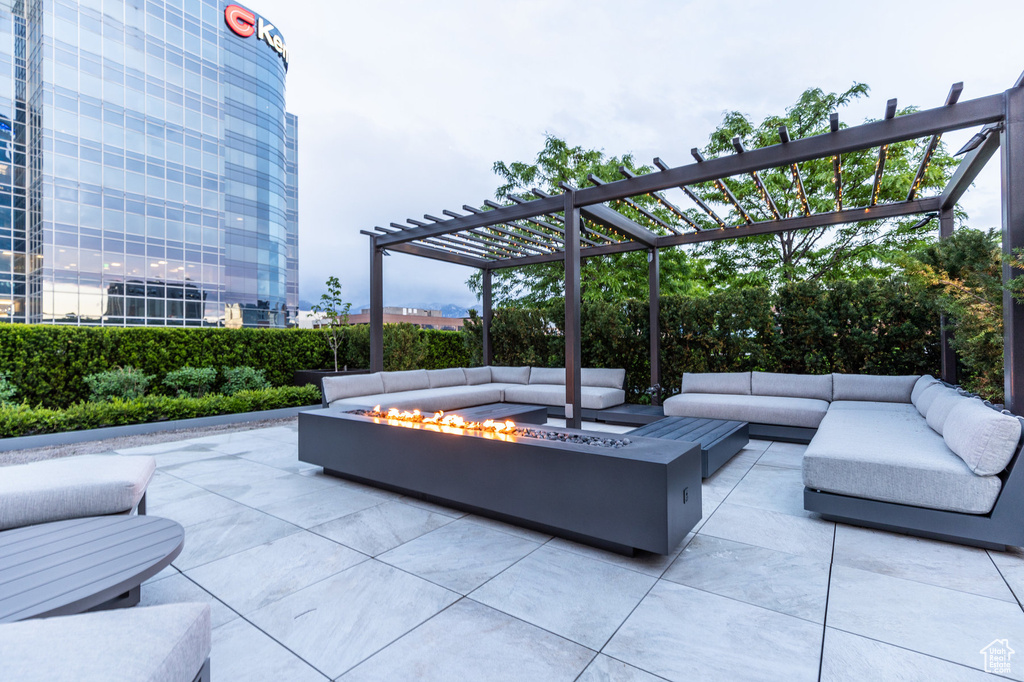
[0,515,184,623]
[629,416,749,478]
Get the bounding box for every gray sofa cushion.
[322,373,384,404]
[681,372,751,395]
[914,382,946,417]
[582,368,626,389]
[334,386,504,413]
[827,401,918,415]
[925,388,964,435]
[911,375,941,408]
[381,369,430,393]
[427,368,467,388]
[0,455,156,531]
[463,366,492,385]
[663,393,828,428]
[490,366,531,384]
[0,602,210,682]
[529,367,564,385]
[943,400,1022,476]
[503,384,626,410]
[831,373,920,403]
[752,372,832,401]
[803,409,1002,514]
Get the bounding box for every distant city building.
[0,0,298,327]
[346,306,466,331]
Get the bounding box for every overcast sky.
[258,0,1024,310]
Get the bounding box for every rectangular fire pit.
[298,408,702,555]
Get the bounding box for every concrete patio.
[109,418,1024,680]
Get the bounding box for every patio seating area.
[77,418,1024,681]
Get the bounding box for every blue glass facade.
[0,0,297,327]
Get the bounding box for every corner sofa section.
[322,366,626,413]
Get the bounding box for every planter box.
[298,408,702,555]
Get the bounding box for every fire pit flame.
[364,405,517,438]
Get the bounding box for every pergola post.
[564,190,582,429]
[1002,86,1024,413]
[648,248,660,404]
[369,236,384,373]
[939,208,957,384]
[482,268,493,366]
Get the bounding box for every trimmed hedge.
[0,385,321,438]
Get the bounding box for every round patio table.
[0,515,184,623]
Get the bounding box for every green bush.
[84,366,153,402]
[0,385,321,438]
[221,366,271,395]
[164,366,217,398]
[0,372,17,405]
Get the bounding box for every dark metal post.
[648,248,660,404]
[1003,87,1024,413]
[369,236,384,373]
[482,268,493,366]
[939,208,957,385]
[564,191,582,429]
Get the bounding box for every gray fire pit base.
[298,408,702,555]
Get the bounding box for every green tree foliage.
[310,276,352,371]
[84,366,153,402]
[163,367,218,398]
[220,367,273,395]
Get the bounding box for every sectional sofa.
[321,366,627,413]
[664,371,1024,549]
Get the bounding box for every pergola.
[364,74,1024,428]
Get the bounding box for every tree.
[310,276,351,371]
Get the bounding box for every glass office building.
[0,0,298,327]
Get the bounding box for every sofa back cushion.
[463,366,491,385]
[831,374,919,403]
[490,366,531,384]
[911,375,941,408]
[914,382,946,418]
[681,372,751,395]
[925,388,964,435]
[529,367,564,385]
[426,368,467,389]
[752,372,832,401]
[381,369,430,393]
[582,368,626,389]
[323,373,385,404]
[944,400,1022,475]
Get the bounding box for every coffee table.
[0,515,184,623]
[629,416,749,478]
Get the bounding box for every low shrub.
[0,372,17,405]
[164,366,217,398]
[221,366,271,395]
[0,385,321,438]
[84,366,153,402]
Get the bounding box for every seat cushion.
[831,373,919,403]
[426,368,467,388]
[681,372,751,395]
[381,369,430,393]
[490,366,531,384]
[828,401,918,415]
[943,399,1022,476]
[529,367,564,385]
[803,409,1002,514]
[0,602,210,682]
[0,455,156,531]
[752,372,832,401]
[911,375,941,408]
[322,373,384,404]
[503,384,626,410]
[581,368,626,389]
[663,393,828,428]
[463,366,492,385]
[334,386,503,412]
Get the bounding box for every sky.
[257,0,1024,310]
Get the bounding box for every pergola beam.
[733,136,782,220]
[908,83,963,201]
[619,166,700,232]
[588,174,678,234]
[869,99,898,207]
[831,113,843,211]
[779,124,811,217]
[388,241,491,268]
[940,128,1001,211]
[692,148,753,224]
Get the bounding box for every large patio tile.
[699,502,835,559]
[462,513,553,543]
[576,655,667,682]
[212,618,327,682]
[200,470,336,508]
[310,500,455,556]
[743,438,773,453]
[604,581,822,681]
[398,495,467,519]
[662,534,829,622]
[724,465,808,517]
[833,525,1016,602]
[260,485,385,528]
[203,432,283,455]
[819,627,993,681]
[185,531,366,614]
[160,455,284,487]
[151,448,228,468]
[138,573,237,628]
[990,547,1024,606]
[147,486,252,528]
[171,506,300,570]
[342,599,593,681]
[379,519,539,594]
[827,564,1024,678]
[248,425,300,445]
[247,559,459,678]
[237,445,317,473]
[757,441,807,470]
[470,545,656,650]
[116,440,214,456]
[545,533,692,578]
